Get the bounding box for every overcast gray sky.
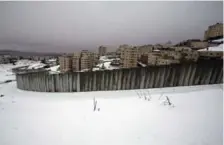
[0,1,223,53]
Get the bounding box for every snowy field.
[0,63,223,145]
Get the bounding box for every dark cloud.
[0,1,222,52]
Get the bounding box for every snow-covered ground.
[0,62,223,145]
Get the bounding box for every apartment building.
[204,23,223,40]
[138,45,153,58]
[72,52,81,72]
[190,41,208,50]
[80,55,92,70]
[147,53,160,65]
[120,45,138,68]
[146,52,180,66]
[59,55,72,72]
[98,46,107,56]
[80,50,95,70]
[161,50,182,60]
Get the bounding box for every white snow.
[0,62,223,145]
[198,44,223,52]
[212,38,223,43]
[99,56,114,62]
[15,59,37,67]
[48,58,57,62]
[96,56,120,70]
[27,62,46,69]
[137,61,147,67]
[47,65,60,74]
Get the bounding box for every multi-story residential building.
[146,52,180,66]
[160,50,182,60]
[204,23,223,40]
[117,44,130,58]
[138,45,153,58]
[72,52,81,72]
[59,55,72,72]
[175,39,206,49]
[189,41,208,50]
[79,50,96,70]
[120,45,138,68]
[98,46,107,56]
[147,53,160,65]
[80,55,92,70]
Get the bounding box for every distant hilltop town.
[0,23,223,73]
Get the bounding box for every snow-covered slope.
[0,62,223,145]
[0,82,222,145]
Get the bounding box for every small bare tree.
[136,91,142,98]
[163,96,175,108]
[147,90,151,101]
[159,93,164,100]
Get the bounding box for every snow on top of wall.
[47,65,60,74]
[96,61,119,70]
[137,61,147,67]
[198,44,223,52]
[212,38,223,43]
[99,56,115,62]
[27,62,46,69]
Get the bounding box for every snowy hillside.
[0,61,223,145]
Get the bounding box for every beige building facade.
[98,46,107,56]
[138,45,153,58]
[198,50,223,59]
[80,55,92,70]
[190,41,208,49]
[72,52,81,72]
[120,46,138,68]
[59,50,98,72]
[147,53,180,66]
[160,51,182,60]
[204,23,223,40]
[59,55,72,72]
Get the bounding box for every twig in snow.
[147,91,151,101]
[144,93,147,100]
[93,97,97,111]
[136,91,141,98]
[166,96,171,106]
[163,96,175,108]
[159,93,164,100]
